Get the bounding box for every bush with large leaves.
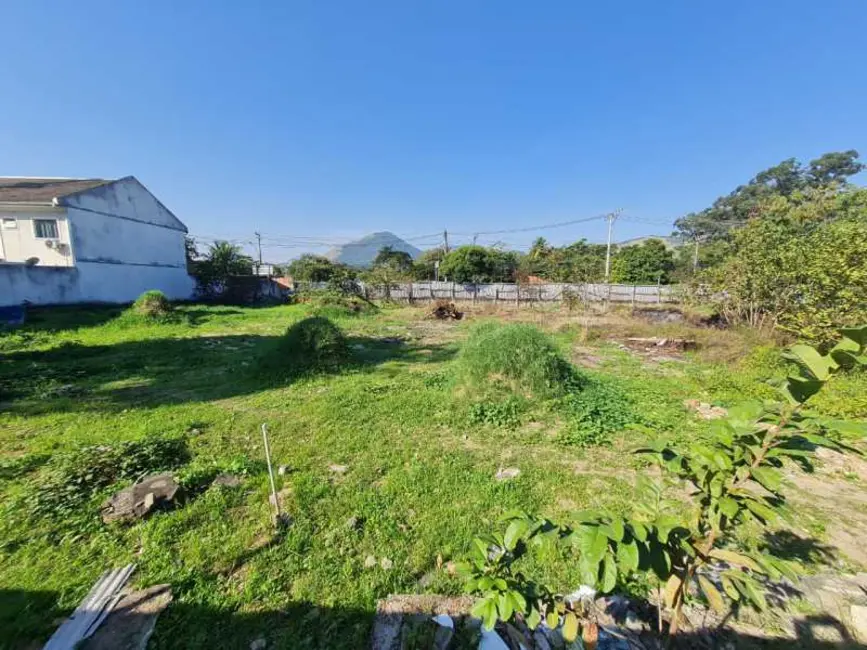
[460,326,867,640]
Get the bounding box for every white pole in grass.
[261,423,281,525]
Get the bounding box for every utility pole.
[603,209,621,282]
[443,229,450,253]
[693,236,700,273]
[472,233,478,245]
[254,231,263,275]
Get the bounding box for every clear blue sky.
[1,1,865,261]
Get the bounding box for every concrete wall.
[0,263,194,306]
[0,207,73,267]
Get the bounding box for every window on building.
[33,219,59,239]
[1,218,17,229]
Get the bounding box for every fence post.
[430,286,435,301]
[473,284,477,305]
[515,283,520,307]
[495,288,499,302]
[451,283,456,301]
[657,278,662,304]
[408,281,413,304]
[632,284,637,308]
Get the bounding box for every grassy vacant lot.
[2,302,866,648]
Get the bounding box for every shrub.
[132,290,172,319]
[453,323,578,399]
[267,316,348,375]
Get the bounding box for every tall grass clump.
[453,323,578,399]
[132,290,173,319]
[264,316,349,376]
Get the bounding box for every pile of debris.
[623,337,697,353]
[429,300,463,321]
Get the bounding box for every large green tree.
[610,239,675,284]
[674,150,864,244]
[373,246,414,273]
[706,186,867,343]
[439,245,518,283]
[287,254,338,282]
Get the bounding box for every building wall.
[0,207,73,267]
[0,178,195,305]
[0,260,194,306]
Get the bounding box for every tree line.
[187,148,866,342]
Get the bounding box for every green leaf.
[698,575,725,612]
[562,612,579,642]
[839,326,867,349]
[784,344,837,381]
[727,401,764,425]
[750,466,782,493]
[483,600,498,631]
[504,519,529,551]
[608,518,625,542]
[631,522,648,542]
[509,590,527,614]
[720,573,740,601]
[498,593,514,622]
[472,538,489,563]
[738,575,768,611]
[579,554,601,587]
[718,496,739,519]
[616,539,640,572]
[655,515,682,542]
[743,498,778,523]
[601,553,618,592]
[579,524,608,565]
[526,607,541,630]
[783,376,824,404]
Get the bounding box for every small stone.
[495,467,521,480]
[250,638,267,650]
[380,557,394,570]
[328,464,348,475]
[346,516,360,530]
[277,465,287,475]
[189,428,201,436]
[364,555,377,569]
[212,474,242,488]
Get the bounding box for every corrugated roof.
[0,177,113,203]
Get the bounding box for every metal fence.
[297,281,680,304]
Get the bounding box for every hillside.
[325,231,421,267]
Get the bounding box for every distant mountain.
[325,231,422,267]
[617,235,681,250]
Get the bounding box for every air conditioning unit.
[44,239,59,249]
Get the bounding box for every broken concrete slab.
[82,584,172,650]
[101,474,179,524]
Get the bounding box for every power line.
[450,213,608,237]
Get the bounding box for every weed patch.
[28,435,189,519]
[558,377,635,447]
[453,323,578,399]
[468,397,525,429]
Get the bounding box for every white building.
[0,176,195,306]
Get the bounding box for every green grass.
[1,303,865,648]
